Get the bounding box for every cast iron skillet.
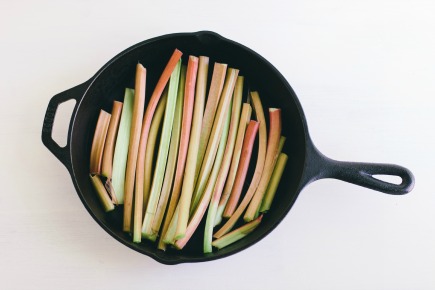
[41,31,415,264]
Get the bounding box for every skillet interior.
[69,32,308,264]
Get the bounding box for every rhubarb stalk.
[203,76,243,253]
[212,215,263,250]
[222,120,259,216]
[195,62,227,181]
[90,110,111,175]
[123,64,146,232]
[213,136,285,238]
[222,91,268,217]
[112,88,134,204]
[101,101,123,179]
[142,89,167,208]
[163,206,179,245]
[132,92,167,243]
[174,101,232,250]
[158,56,198,250]
[260,153,288,212]
[190,68,239,214]
[90,174,115,212]
[174,56,209,239]
[151,65,186,238]
[244,109,282,221]
[142,60,181,240]
[214,103,252,226]
[131,49,182,234]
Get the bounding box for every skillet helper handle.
[327,160,415,195]
[41,82,87,170]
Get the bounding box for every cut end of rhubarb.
[142,233,157,242]
[137,63,145,71]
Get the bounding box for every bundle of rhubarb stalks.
[89,49,288,253]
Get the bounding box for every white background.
[1,0,434,289]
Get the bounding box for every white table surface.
[1,0,434,289]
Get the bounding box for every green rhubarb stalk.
[212,215,263,250]
[142,59,181,240]
[90,174,115,212]
[190,68,239,215]
[214,103,252,226]
[174,99,232,250]
[158,56,198,251]
[244,109,282,222]
[163,205,179,245]
[151,65,186,239]
[175,56,209,240]
[204,76,243,253]
[214,136,286,238]
[112,88,134,204]
[254,136,286,217]
[195,62,227,182]
[260,153,288,212]
[132,91,167,243]
[142,89,167,209]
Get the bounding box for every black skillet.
[41,31,415,264]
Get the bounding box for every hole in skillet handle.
[372,174,402,185]
[51,99,77,148]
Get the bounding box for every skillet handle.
[302,144,415,195]
[41,82,88,170]
[325,159,414,195]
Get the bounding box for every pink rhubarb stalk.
[123,64,146,232]
[101,101,123,180]
[174,102,232,250]
[244,108,282,221]
[203,76,244,253]
[174,56,209,240]
[214,103,252,226]
[131,49,182,237]
[223,120,259,216]
[157,56,198,250]
[214,109,281,238]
